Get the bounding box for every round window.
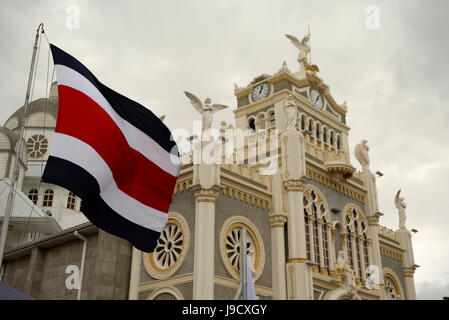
[219,216,265,281]
[143,212,190,279]
[26,134,48,159]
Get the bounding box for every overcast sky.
[1,0,448,299]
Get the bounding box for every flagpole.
[0,23,44,267]
[234,227,248,300]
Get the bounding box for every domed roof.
[4,94,58,130]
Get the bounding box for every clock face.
[252,83,269,102]
[310,89,324,109]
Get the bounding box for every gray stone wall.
[3,226,132,300]
[381,254,407,298]
[3,254,29,293]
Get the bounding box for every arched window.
[337,136,341,150]
[248,118,255,131]
[383,273,403,300]
[301,115,306,131]
[330,131,335,146]
[43,189,54,207]
[308,119,313,132]
[323,128,328,143]
[267,110,275,129]
[67,192,76,210]
[342,206,370,283]
[28,189,38,205]
[303,186,332,274]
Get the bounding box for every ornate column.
[269,170,287,300]
[281,97,311,300]
[354,140,384,288]
[327,224,336,277]
[358,236,366,284]
[367,214,383,289]
[395,190,417,300]
[270,215,287,300]
[308,216,315,265]
[350,233,359,282]
[341,234,347,259]
[402,266,417,300]
[317,219,326,275]
[192,186,220,300]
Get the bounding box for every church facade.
[0,35,417,300]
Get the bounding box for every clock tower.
[232,39,358,299]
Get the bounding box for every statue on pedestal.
[395,189,407,229]
[284,95,298,131]
[184,91,229,137]
[354,139,370,172]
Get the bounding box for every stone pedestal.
[398,229,417,300]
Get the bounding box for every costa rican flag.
[42,44,181,252]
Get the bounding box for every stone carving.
[184,91,229,136]
[335,250,357,296]
[284,95,298,131]
[285,34,310,62]
[395,189,407,229]
[285,34,320,73]
[354,139,370,172]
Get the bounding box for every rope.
[19,30,53,247]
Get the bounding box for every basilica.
[0,34,417,300]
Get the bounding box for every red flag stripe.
[55,85,177,213]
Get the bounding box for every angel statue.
[395,189,407,229]
[184,91,229,138]
[284,95,298,131]
[354,139,370,172]
[285,34,310,62]
[285,33,320,73]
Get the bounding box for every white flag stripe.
[50,132,168,232]
[54,64,180,177]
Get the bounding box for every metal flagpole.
[0,23,44,267]
[234,227,248,300]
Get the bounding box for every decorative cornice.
[287,257,307,263]
[173,178,193,194]
[378,225,400,242]
[194,187,220,203]
[269,214,287,228]
[380,247,403,262]
[306,168,365,204]
[221,184,270,211]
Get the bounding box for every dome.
[4,92,58,131]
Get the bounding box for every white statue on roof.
[183,91,229,137]
[395,189,407,229]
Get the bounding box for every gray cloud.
[1,0,448,299]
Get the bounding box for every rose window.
[153,223,183,269]
[225,227,256,272]
[143,212,190,279]
[26,134,48,159]
[219,216,265,281]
